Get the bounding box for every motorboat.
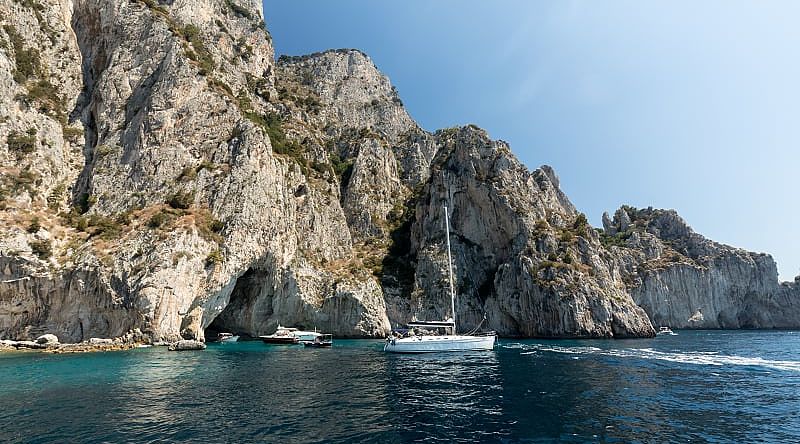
[657,326,677,336]
[217,332,239,343]
[294,329,323,342]
[303,334,333,348]
[384,203,497,353]
[259,325,300,345]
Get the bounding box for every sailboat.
[384,204,497,353]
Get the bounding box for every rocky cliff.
[602,206,800,328]
[0,0,796,343]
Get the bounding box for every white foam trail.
[520,344,800,372]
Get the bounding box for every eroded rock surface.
[602,207,800,328]
[0,0,797,344]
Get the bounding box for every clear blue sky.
[262,1,800,280]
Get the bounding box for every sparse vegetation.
[178,166,198,181]
[208,77,234,98]
[599,232,629,249]
[225,0,253,19]
[95,144,114,158]
[330,152,354,187]
[26,217,41,233]
[62,126,84,142]
[75,193,96,214]
[6,129,36,154]
[181,24,214,75]
[3,24,41,84]
[25,78,63,118]
[246,73,271,101]
[47,183,66,210]
[167,191,194,210]
[87,214,123,240]
[9,168,39,197]
[205,249,224,266]
[178,160,216,181]
[196,211,224,244]
[147,210,173,228]
[235,37,254,60]
[29,239,52,260]
[573,213,589,232]
[559,230,575,243]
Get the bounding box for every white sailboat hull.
[383,334,496,353]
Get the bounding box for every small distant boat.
[657,326,677,336]
[303,334,333,348]
[217,332,239,343]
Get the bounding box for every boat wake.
[511,344,800,372]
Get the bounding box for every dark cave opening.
[204,267,274,341]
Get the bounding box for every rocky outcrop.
[1,0,390,342]
[168,339,206,351]
[403,127,653,337]
[603,206,800,329]
[0,0,795,343]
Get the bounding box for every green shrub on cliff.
[182,25,214,75]
[573,213,589,232]
[147,210,175,229]
[599,232,628,248]
[167,191,194,210]
[205,249,224,266]
[26,217,41,233]
[88,215,123,240]
[3,24,42,84]
[29,239,52,260]
[330,153,354,187]
[6,129,36,154]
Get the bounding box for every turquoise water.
[1,330,799,443]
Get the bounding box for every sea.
[1,330,798,443]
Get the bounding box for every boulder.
[168,340,206,351]
[89,338,114,345]
[35,334,59,345]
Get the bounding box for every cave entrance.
[203,267,274,341]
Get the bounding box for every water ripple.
[519,343,800,372]
[1,332,799,443]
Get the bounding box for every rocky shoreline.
[0,335,139,353]
[0,331,207,353]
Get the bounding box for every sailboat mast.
[444,204,456,334]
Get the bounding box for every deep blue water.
[1,330,799,443]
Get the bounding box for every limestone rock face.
[1,0,388,342]
[404,127,654,338]
[277,49,417,141]
[603,207,800,329]
[0,0,796,343]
